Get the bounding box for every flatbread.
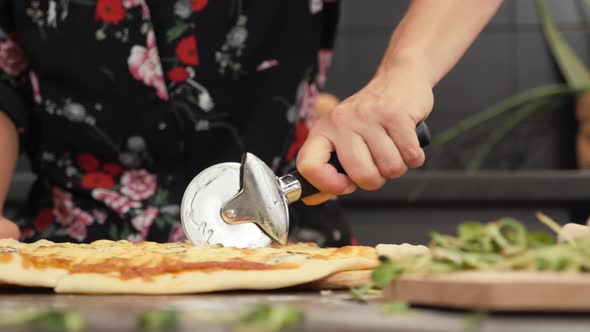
[0,239,379,294]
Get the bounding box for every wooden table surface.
[1,290,590,332]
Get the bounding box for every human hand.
[297,60,433,205]
[0,216,20,239]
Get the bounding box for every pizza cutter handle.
[289,121,431,200]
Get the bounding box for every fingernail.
[343,185,356,194]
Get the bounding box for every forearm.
[0,112,18,215]
[378,0,503,86]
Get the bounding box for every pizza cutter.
[180,121,431,248]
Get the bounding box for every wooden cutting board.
[384,271,590,312]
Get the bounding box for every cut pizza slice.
[0,239,93,288]
[0,239,381,294]
[55,243,380,294]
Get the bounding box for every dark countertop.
[1,291,590,332]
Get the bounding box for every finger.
[302,185,356,206]
[0,218,20,240]
[302,192,335,206]
[297,134,356,195]
[383,112,426,168]
[335,132,386,191]
[361,124,407,179]
[315,93,340,118]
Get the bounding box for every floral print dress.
[0,0,354,247]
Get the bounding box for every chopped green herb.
[526,231,555,248]
[371,256,401,288]
[350,284,382,302]
[463,310,488,331]
[458,222,485,241]
[381,301,410,316]
[138,308,177,331]
[234,304,304,332]
[37,310,83,332]
[350,212,590,302]
[0,309,83,332]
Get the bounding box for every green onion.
[138,308,177,331]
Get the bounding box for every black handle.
[290,121,431,199]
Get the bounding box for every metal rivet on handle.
[223,208,238,219]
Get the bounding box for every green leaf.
[36,310,84,332]
[527,231,555,248]
[99,67,116,83]
[381,301,410,316]
[120,222,130,239]
[427,261,461,273]
[496,218,527,248]
[371,257,401,288]
[138,308,177,331]
[167,23,190,43]
[0,309,84,332]
[463,310,488,331]
[151,190,169,207]
[537,0,590,88]
[0,308,45,326]
[236,304,304,332]
[431,84,589,146]
[458,222,484,240]
[466,97,553,172]
[349,285,381,303]
[109,224,118,239]
[155,217,165,230]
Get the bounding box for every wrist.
[376,52,436,88]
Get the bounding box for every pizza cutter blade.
[180,121,431,248]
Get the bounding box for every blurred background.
[7,0,590,245]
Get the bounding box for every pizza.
[0,238,383,294]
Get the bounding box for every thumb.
[0,217,20,240]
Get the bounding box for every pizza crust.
[0,239,381,294]
[0,254,68,288]
[54,256,376,294]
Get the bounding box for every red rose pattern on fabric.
[29,70,42,104]
[168,224,187,242]
[102,163,124,176]
[128,30,169,100]
[9,0,348,246]
[67,220,88,242]
[0,37,27,76]
[92,209,108,224]
[92,189,142,216]
[51,187,95,242]
[33,208,53,232]
[81,172,115,189]
[52,187,77,226]
[131,206,158,238]
[191,0,208,12]
[167,66,189,82]
[77,153,100,172]
[120,169,157,201]
[176,35,199,65]
[285,121,308,162]
[96,0,126,25]
[122,0,150,20]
